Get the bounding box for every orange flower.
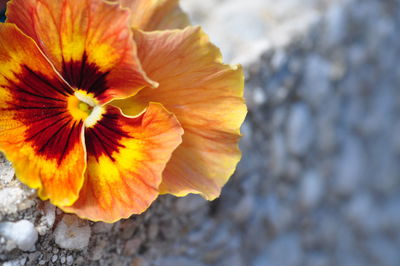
[0,0,246,222]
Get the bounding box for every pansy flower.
[0,0,246,222]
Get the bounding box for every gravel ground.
[1,0,400,265]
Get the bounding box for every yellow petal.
[62,103,183,222]
[0,23,86,206]
[119,0,190,31]
[113,27,247,200]
[7,0,156,103]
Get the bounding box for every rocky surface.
[1,0,400,265]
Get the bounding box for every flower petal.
[62,103,183,222]
[0,23,86,206]
[119,0,190,31]
[112,27,247,200]
[7,0,156,103]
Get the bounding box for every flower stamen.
[68,90,105,128]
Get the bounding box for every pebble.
[300,170,324,208]
[54,215,91,250]
[286,103,314,156]
[232,194,254,223]
[0,220,38,251]
[92,222,114,234]
[174,194,206,213]
[334,137,364,195]
[3,258,27,266]
[251,87,267,107]
[43,202,56,228]
[0,187,34,214]
[270,133,287,176]
[301,55,331,107]
[66,255,74,265]
[268,234,303,266]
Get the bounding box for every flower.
[0,0,246,222]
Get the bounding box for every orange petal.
[0,23,86,206]
[112,27,247,200]
[62,103,183,222]
[7,0,156,103]
[119,0,190,31]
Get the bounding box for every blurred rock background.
[1,0,400,265]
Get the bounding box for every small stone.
[54,215,91,250]
[37,202,57,236]
[174,194,206,213]
[300,171,324,208]
[89,239,107,261]
[51,255,58,263]
[286,103,314,156]
[300,55,331,106]
[147,223,159,241]
[3,259,23,266]
[0,220,38,251]
[66,255,74,265]
[233,194,254,223]
[251,86,267,107]
[28,252,40,263]
[43,202,56,228]
[270,133,287,176]
[119,219,138,240]
[92,222,114,234]
[263,194,293,232]
[268,234,303,266]
[345,193,379,232]
[334,137,364,194]
[123,238,142,256]
[60,256,66,264]
[0,187,35,214]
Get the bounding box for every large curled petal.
[62,103,183,222]
[0,24,85,206]
[119,0,190,31]
[113,27,247,200]
[7,0,156,103]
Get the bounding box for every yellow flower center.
[78,101,92,114]
[67,90,105,128]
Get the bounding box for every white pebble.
[43,202,56,228]
[54,215,91,250]
[0,188,28,214]
[66,255,74,265]
[0,220,38,251]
